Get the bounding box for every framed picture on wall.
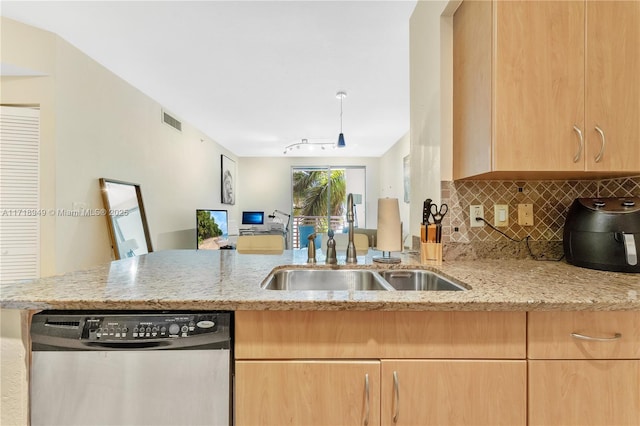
[221,155,236,205]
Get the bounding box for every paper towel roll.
[376,198,402,252]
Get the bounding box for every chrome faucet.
[307,233,317,264]
[346,193,357,264]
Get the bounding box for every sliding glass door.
[291,166,365,248]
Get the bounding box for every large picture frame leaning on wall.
[221,155,236,205]
[99,178,153,259]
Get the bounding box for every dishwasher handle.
[82,341,171,349]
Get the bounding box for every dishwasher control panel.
[31,311,232,350]
[82,313,222,340]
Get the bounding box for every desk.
[239,228,288,249]
[239,229,284,236]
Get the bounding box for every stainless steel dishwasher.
[30,310,232,426]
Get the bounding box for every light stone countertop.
[1,249,639,311]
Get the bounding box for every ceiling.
[1,0,417,157]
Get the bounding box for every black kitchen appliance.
[563,197,640,273]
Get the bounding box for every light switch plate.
[494,205,508,227]
[469,205,484,227]
[518,204,534,226]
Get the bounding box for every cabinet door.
[236,360,380,426]
[529,360,640,426]
[493,0,585,172]
[381,360,526,426]
[585,1,640,171]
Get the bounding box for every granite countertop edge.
[1,250,639,312]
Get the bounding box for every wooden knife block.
[420,242,442,265]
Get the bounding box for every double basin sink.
[262,268,467,291]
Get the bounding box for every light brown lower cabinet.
[235,360,381,426]
[234,310,527,426]
[528,311,640,426]
[529,360,640,426]
[380,360,526,426]
[234,359,527,426]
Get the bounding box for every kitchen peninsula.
[1,249,639,311]
[2,249,639,426]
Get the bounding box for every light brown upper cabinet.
[453,0,640,180]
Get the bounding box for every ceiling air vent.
[162,110,182,132]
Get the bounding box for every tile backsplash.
[440,176,640,244]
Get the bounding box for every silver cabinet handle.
[393,371,400,423]
[571,332,622,342]
[573,125,584,162]
[364,373,370,426]
[594,126,606,162]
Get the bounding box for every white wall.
[409,0,451,240]
[237,156,382,230]
[0,18,58,277]
[379,132,411,244]
[1,17,238,274]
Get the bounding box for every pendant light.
[336,91,347,148]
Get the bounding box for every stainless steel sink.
[262,269,395,291]
[378,270,467,291]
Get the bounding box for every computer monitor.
[196,209,228,250]
[241,211,264,225]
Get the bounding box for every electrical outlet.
[518,203,534,226]
[494,204,509,227]
[469,205,484,227]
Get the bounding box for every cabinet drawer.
[235,311,383,359]
[382,311,526,358]
[528,311,640,359]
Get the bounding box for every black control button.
[181,325,189,333]
[169,324,180,335]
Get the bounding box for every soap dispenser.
[326,229,337,264]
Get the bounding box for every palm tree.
[292,169,346,232]
[197,210,222,244]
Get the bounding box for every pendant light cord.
[340,95,343,132]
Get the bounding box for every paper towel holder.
[373,198,402,264]
[373,251,402,264]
